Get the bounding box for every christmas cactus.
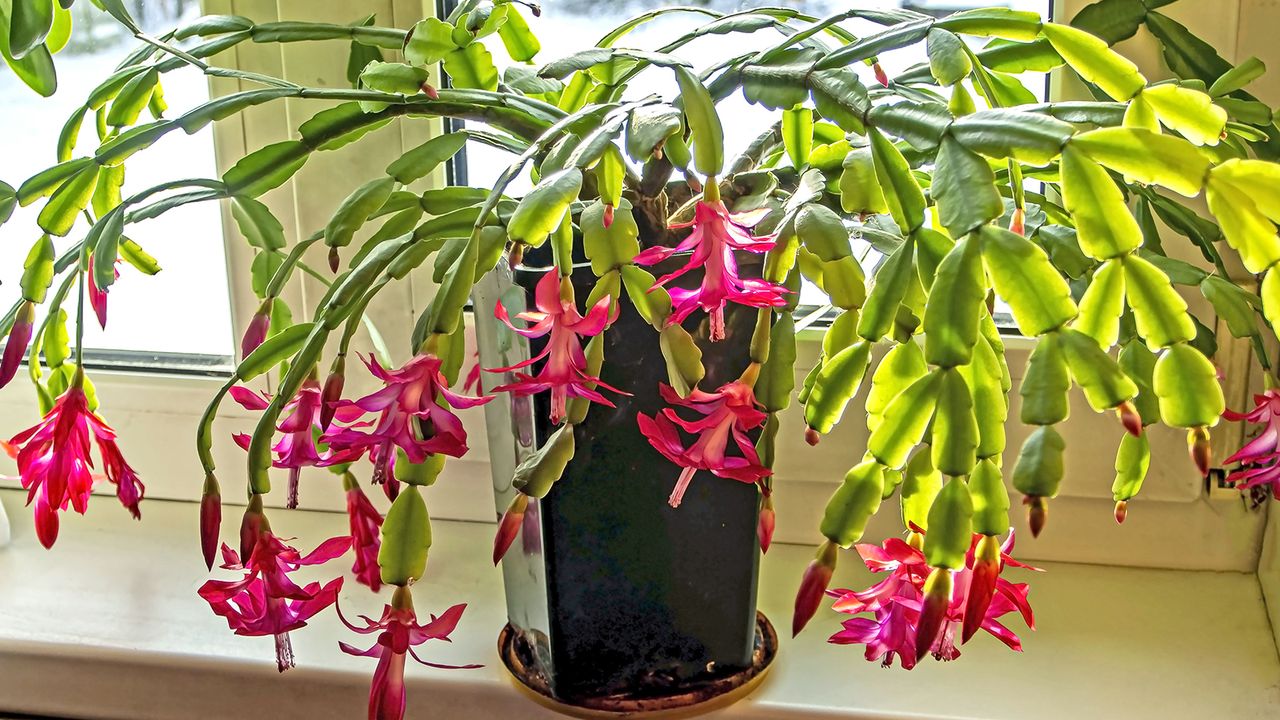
[3,0,1280,715]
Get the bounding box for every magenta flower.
[828,532,1036,668]
[637,381,771,508]
[1224,389,1280,494]
[346,480,384,592]
[8,379,144,548]
[339,595,480,720]
[323,354,491,488]
[489,271,623,425]
[199,531,349,672]
[231,380,359,509]
[634,201,786,341]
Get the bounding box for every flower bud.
[328,246,341,273]
[962,534,1001,643]
[241,300,272,359]
[1188,426,1211,476]
[493,494,528,565]
[200,472,222,570]
[420,81,440,100]
[320,355,346,430]
[1009,207,1026,236]
[792,540,838,637]
[805,427,820,446]
[915,567,954,659]
[757,493,775,554]
[0,301,35,389]
[1023,494,1048,538]
[602,202,615,228]
[1114,500,1128,525]
[872,61,889,87]
[1116,400,1143,437]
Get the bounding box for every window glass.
[0,0,233,360]
[455,0,1052,314]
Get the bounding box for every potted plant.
[1,0,1278,717]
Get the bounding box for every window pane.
[0,1,233,360]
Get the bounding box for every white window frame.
[0,0,1269,574]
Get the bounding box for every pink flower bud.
[915,567,954,659]
[421,81,440,100]
[0,301,35,389]
[241,302,271,359]
[873,62,889,87]
[1114,499,1128,525]
[1009,207,1026,236]
[1116,400,1143,437]
[603,203,615,228]
[201,472,222,570]
[320,361,346,432]
[961,535,1001,643]
[493,494,528,565]
[792,540,837,637]
[805,427,820,446]
[1023,494,1048,538]
[757,494,775,554]
[328,246,341,273]
[1188,426,1212,476]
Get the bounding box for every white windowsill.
[0,487,1275,720]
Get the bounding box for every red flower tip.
[1117,401,1143,437]
[328,246,341,273]
[914,567,954,660]
[493,494,529,565]
[240,304,271,359]
[793,541,838,637]
[1023,495,1048,538]
[1189,426,1212,476]
[507,242,524,269]
[603,203,615,228]
[873,61,889,87]
[961,535,1001,644]
[1113,500,1128,525]
[201,473,222,571]
[1009,207,1026,237]
[757,494,775,554]
[805,426,821,446]
[0,300,35,389]
[421,81,440,100]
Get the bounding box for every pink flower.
[322,354,491,488]
[346,480,384,592]
[828,532,1036,669]
[8,379,144,548]
[339,594,480,720]
[1224,389,1280,493]
[488,272,623,425]
[637,381,771,507]
[634,201,786,341]
[231,380,359,509]
[198,531,349,672]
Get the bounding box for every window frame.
[0,0,1266,573]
